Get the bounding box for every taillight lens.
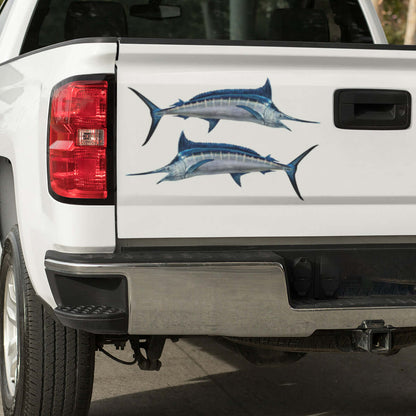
[49,80,108,200]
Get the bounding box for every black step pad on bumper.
[46,266,129,334]
[54,304,127,334]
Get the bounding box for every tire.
[0,227,95,416]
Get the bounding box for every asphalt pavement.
[90,337,416,416]
[2,337,416,415]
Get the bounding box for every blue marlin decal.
[128,133,318,201]
[129,79,318,146]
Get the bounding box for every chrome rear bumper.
[45,254,416,337]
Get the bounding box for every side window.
[0,0,13,38]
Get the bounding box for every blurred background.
[0,0,414,44]
[373,0,416,44]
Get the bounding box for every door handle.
[334,89,411,130]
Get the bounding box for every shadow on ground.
[89,337,416,416]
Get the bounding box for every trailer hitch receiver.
[352,320,394,354]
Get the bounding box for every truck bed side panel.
[0,42,118,306]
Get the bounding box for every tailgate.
[116,43,416,240]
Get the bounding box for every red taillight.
[49,80,109,200]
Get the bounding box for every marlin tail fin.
[285,145,318,201]
[129,87,163,146]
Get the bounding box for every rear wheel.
[0,228,96,416]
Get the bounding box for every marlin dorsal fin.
[174,99,185,106]
[258,78,272,99]
[189,79,272,102]
[178,132,195,152]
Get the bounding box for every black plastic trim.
[2,35,416,69]
[54,310,127,334]
[46,269,128,334]
[118,37,416,50]
[45,249,282,265]
[1,36,416,69]
[47,74,116,205]
[334,89,412,130]
[45,242,416,266]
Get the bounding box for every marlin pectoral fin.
[205,118,220,133]
[236,105,263,122]
[230,173,246,187]
[186,159,214,175]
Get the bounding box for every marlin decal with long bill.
[127,133,318,201]
[129,79,318,146]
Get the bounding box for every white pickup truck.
[1,0,416,414]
